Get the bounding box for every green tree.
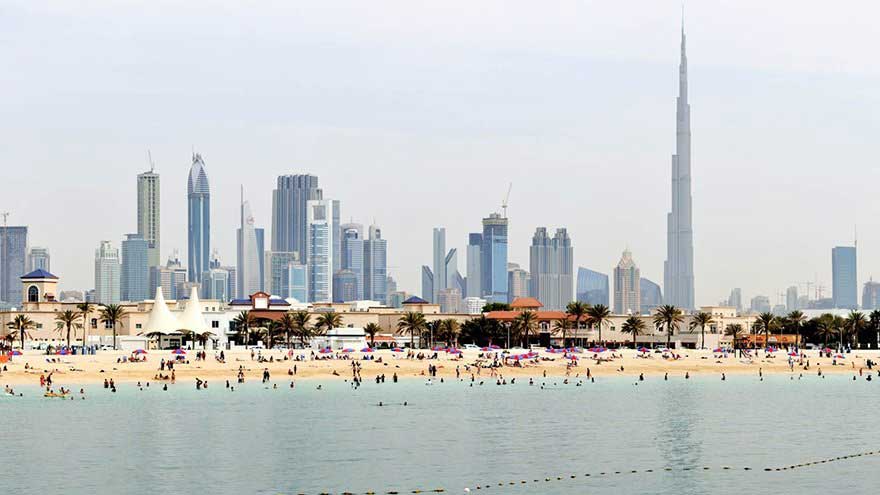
[439,319,461,346]
[397,312,427,348]
[514,310,538,348]
[364,322,382,347]
[653,305,684,348]
[620,316,646,347]
[724,323,744,351]
[233,310,255,345]
[845,310,866,349]
[54,309,82,349]
[459,315,502,346]
[689,311,715,349]
[6,314,35,350]
[99,304,127,350]
[291,310,313,347]
[586,304,611,343]
[553,318,570,347]
[565,301,590,338]
[481,302,511,312]
[787,310,806,347]
[754,312,776,348]
[277,313,297,349]
[316,311,343,332]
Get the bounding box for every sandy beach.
[1,347,875,387]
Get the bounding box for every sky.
[2,0,880,307]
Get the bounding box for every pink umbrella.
[319,347,332,354]
[788,351,798,357]
[638,347,651,353]
[172,349,186,355]
[480,347,490,351]
[360,347,374,352]
[835,354,846,359]
[391,347,404,352]
[341,348,354,353]
[133,349,148,354]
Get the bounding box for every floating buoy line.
[291,449,880,495]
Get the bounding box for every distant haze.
[2,1,879,306]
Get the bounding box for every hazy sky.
[3,1,880,307]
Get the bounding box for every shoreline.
[1,348,872,386]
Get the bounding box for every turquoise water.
[4,374,879,495]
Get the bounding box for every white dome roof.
[143,287,181,334]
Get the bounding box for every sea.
[4,373,878,495]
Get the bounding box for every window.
[36,323,43,329]
[27,285,39,302]
[104,320,113,329]
[135,324,142,329]
[212,321,219,328]
[91,319,98,329]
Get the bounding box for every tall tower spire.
[664,18,695,311]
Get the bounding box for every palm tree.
[815,314,836,347]
[620,316,646,347]
[277,313,297,349]
[6,314,35,350]
[586,304,611,344]
[460,315,502,347]
[845,310,866,349]
[98,304,127,350]
[787,310,806,348]
[565,301,589,341]
[145,331,165,350]
[54,310,82,349]
[754,312,776,349]
[439,319,461,347]
[263,320,281,348]
[725,323,744,352]
[233,310,255,345]
[514,310,538,348]
[291,310,312,347]
[364,322,381,347]
[653,305,684,348]
[397,312,427,348]
[76,302,95,351]
[553,318,570,348]
[196,331,215,349]
[689,311,714,349]
[316,311,343,332]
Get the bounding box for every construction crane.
[501,183,512,218]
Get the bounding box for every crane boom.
[501,183,512,218]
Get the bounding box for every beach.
[1,347,873,387]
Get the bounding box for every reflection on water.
[5,375,880,495]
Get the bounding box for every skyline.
[3,1,880,306]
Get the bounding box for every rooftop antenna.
[147,150,155,173]
[501,182,513,218]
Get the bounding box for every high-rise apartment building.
[306,199,335,302]
[271,174,322,263]
[264,251,299,298]
[664,25,696,311]
[507,263,530,301]
[121,234,149,302]
[786,286,799,312]
[862,280,880,310]
[202,268,230,302]
[576,268,609,306]
[832,246,857,309]
[466,233,482,298]
[333,269,358,302]
[341,223,365,300]
[0,226,27,306]
[421,266,434,302]
[432,228,447,302]
[94,240,121,304]
[481,213,508,303]
[639,278,662,314]
[613,249,640,315]
[529,227,573,310]
[187,153,210,284]
[363,224,387,302]
[237,196,263,298]
[137,166,161,267]
[727,288,743,313]
[750,295,771,313]
[26,246,50,273]
[438,287,461,313]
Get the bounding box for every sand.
[0,347,874,387]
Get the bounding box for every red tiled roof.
[510,297,543,309]
[485,310,566,321]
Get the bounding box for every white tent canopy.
[178,287,209,334]
[143,287,181,334]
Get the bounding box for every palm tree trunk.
[701,325,705,349]
[113,323,117,350]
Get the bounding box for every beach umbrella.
[446,348,462,354]
[712,347,724,353]
[823,347,833,354]
[360,347,374,352]
[133,349,148,354]
[638,347,651,353]
[480,346,490,351]
[391,347,404,352]
[341,348,354,353]
[57,349,69,355]
[431,346,444,351]
[489,344,501,350]
[765,347,777,353]
[788,351,798,357]
[567,355,578,360]
[9,350,22,356]
[319,347,333,354]
[172,349,186,355]
[835,354,846,359]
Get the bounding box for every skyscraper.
[121,234,149,302]
[664,25,695,311]
[271,174,322,263]
[237,194,263,299]
[432,228,447,302]
[727,288,743,313]
[832,246,857,309]
[202,268,230,302]
[576,268,609,306]
[507,263,530,301]
[306,199,335,302]
[421,266,434,302]
[264,251,299,298]
[0,226,27,306]
[94,240,121,304]
[333,269,358,302]
[481,213,509,303]
[187,153,210,284]
[466,233,482,298]
[341,223,365,299]
[529,227,574,310]
[26,246,50,273]
[862,280,880,310]
[363,224,387,302]
[614,249,640,315]
[639,278,662,314]
[137,166,161,267]
[786,286,799,311]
